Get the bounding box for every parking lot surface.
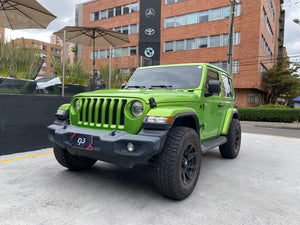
[1,133,299,225]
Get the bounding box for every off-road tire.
[53,144,97,171]
[153,126,201,200]
[219,119,241,159]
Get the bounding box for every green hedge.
[238,107,300,123]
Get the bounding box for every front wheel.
[153,127,201,200]
[219,119,241,159]
[53,144,97,171]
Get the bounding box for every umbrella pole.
[62,30,66,97]
[109,45,112,89]
[93,36,95,72]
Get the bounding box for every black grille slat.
[105,99,111,124]
[120,100,127,125]
[97,99,104,124]
[79,99,85,121]
[91,99,97,123]
[85,99,91,122]
[112,100,119,125]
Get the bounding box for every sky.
[4,0,300,63]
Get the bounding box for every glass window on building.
[108,8,114,18]
[114,48,121,57]
[248,91,262,104]
[199,11,208,23]
[100,50,107,59]
[165,17,175,28]
[176,40,185,51]
[122,47,129,57]
[165,42,174,52]
[224,6,230,18]
[234,32,240,45]
[131,2,139,12]
[94,11,99,21]
[198,37,208,48]
[129,24,138,34]
[42,62,47,67]
[123,4,130,14]
[232,61,239,73]
[165,0,175,4]
[122,26,129,34]
[115,27,121,33]
[176,15,186,27]
[260,63,267,75]
[211,8,222,21]
[210,35,221,47]
[187,12,198,25]
[186,38,196,50]
[235,4,242,17]
[116,6,121,16]
[130,46,137,55]
[223,34,228,46]
[100,10,107,19]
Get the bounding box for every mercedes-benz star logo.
[145,8,156,18]
[145,28,155,36]
[145,47,155,58]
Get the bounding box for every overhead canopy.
[292,96,300,103]
[0,0,56,29]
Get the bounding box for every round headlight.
[74,99,80,112]
[131,101,143,118]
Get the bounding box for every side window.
[221,74,233,98]
[205,69,219,96]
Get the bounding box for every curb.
[240,121,300,130]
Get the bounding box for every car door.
[202,69,225,138]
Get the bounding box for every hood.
[75,89,201,104]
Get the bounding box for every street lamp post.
[293,18,300,25]
[227,0,240,75]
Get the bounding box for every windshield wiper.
[126,85,146,89]
[150,85,173,89]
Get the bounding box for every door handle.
[218,104,224,107]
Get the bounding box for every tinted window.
[205,70,219,95]
[221,74,233,97]
[127,66,203,89]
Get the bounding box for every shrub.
[238,107,300,123]
[258,104,289,109]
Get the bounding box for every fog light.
[127,143,134,152]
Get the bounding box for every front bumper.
[48,124,167,167]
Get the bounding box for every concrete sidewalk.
[241,121,300,130]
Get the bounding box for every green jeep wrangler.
[48,63,241,200]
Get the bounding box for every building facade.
[77,0,285,107]
[11,38,62,77]
[50,35,77,66]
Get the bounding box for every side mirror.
[208,80,221,96]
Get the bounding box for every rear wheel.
[153,126,201,200]
[219,119,241,159]
[53,144,97,171]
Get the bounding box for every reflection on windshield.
[127,66,202,89]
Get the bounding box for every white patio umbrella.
[53,26,130,90]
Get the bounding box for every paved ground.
[241,121,300,139]
[0,132,299,225]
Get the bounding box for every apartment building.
[50,35,76,66]
[76,0,286,107]
[12,38,62,77]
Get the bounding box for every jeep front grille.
[78,98,127,129]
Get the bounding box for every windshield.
[127,65,202,89]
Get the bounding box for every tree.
[262,58,300,104]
